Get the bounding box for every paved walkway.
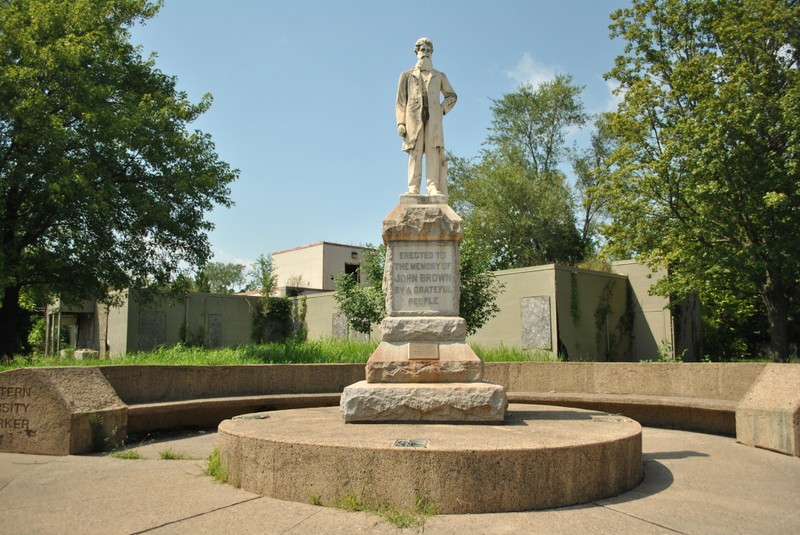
[1,427,798,534]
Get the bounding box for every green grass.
[111,448,143,460]
[159,447,194,460]
[205,446,239,486]
[1,339,554,370]
[472,344,553,362]
[335,489,438,529]
[0,339,378,370]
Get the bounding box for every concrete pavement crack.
[128,495,263,534]
[594,502,689,534]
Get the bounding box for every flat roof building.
[271,241,365,296]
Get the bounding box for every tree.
[333,245,385,336]
[457,236,503,336]
[194,262,248,294]
[571,116,615,256]
[449,76,588,270]
[333,243,503,337]
[487,75,587,176]
[597,0,799,361]
[451,150,585,270]
[249,254,277,296]
[0,0,237,358]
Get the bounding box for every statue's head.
[414,37,433,57]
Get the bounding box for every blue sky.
[130,0,630,266]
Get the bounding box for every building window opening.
[345,263,361,283]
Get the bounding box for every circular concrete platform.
[217,404,642,514]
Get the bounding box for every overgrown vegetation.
[252,296,295,343]
[0,339,557,371]
[334,489,438,529]
[111,449,143,460]
[159,448,194,460]
[205,446,228,483]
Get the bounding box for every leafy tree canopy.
[194,262,248,294]
[191,255,276,295]
[597,0,799,361]
[0,0,238,357]
[450,75,588,270]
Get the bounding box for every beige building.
[272,242,365,295]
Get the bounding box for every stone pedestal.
[341,194,507,422]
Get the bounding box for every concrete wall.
[99,364,366,404]
[484,362,767,400]
[104,292,260,356]
[303,292,378,342]
[105,293,132,357]
[5,362,795,456]
[95,362,767,404]
[299,261,673,362]
[612,261,672,360]
[467,265,556,352]
[304,293,341,340]
[64,259,681,360]
[555,267,631,361]
[464,265,633,361]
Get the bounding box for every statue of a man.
[396,37,457,196]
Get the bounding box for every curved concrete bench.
[120,362,763,437]
[126,393,341,434]
[508,392,737,435]
[1,361,797,456]
[97,364,363,435]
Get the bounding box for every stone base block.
[736,364,800,456]
[366,341,483,383]
[340,380,507,423]
[380,316,466,342]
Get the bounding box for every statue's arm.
[440,73,457,115]
[396,72,409,134]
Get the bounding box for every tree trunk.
[0,285,30,360]
[761,275,790,363]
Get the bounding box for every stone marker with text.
[341,194,507,422]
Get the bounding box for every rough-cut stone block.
[0,367,127,455]
[340,380,507,422]
[380,316,466,342]
[736,364,800,456]
[366,341,483,383]
[382,203,462,243]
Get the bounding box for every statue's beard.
[416,56,433,71]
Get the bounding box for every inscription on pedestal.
[0,386,33,435]
[388,242,458,315]
[408,342,439,360]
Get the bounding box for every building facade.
[272,242,365,295]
